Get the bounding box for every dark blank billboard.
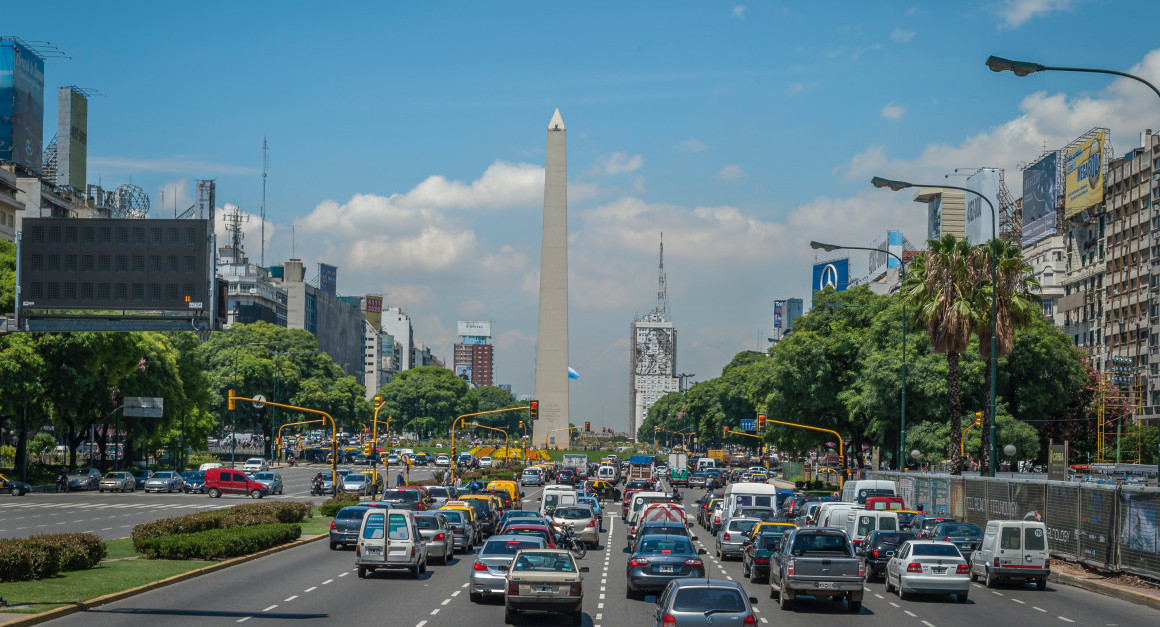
[19,218,210,312]
[0,39,45,173]
[1022,152,1059,247]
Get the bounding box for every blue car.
[578,495,603,529]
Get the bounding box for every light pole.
[810,241,908,470]
[232,341,279,468]
[986,54,1160,483]
[271,349,320,464]
[871,176,998,477]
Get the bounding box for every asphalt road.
[35,484,1160,626]
[0,463,444,540]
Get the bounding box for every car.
[908,514,955,538]
[144,471,184,493]
[556,468,577,486]
[521,468,545,486]
[499,516,551,535]
[437,507,477,552]
[581,479,620,502]
[482,488,516,511]
[770,527,865,612]
[654,578,759,627]
[1,473,31,496]
[68,467,102,491]
[98,471,135,492]
[687,473,710,489]
[577,496,603,529]
[470,535,548,602]
[435,454,451,468]
[356,508,427,579]
[716,517,760,560]
[631,522,691,552]
[742,531,786,583]
[929,522,983,561]
[385,454,400,466]
[550,505,600,549]
[252,471,285,495]
[242,458,269,472]
[503,549,588,625]
[859,530,917,580]
[203,467,268,499]
[415,512,454,565]
[479,456,494,468]
[626,533,706,599]
[501,523,557,549]
[131,469,154,490]
[426,485,458,508]
[180,470,206,493]
[968,520,1050,590]
[885,540,970,602]
[413,453,431,466]
[330,505,370,550]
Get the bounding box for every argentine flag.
[568,367,580,380]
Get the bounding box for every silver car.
[144,471,184,493]
[415,512,454,564]
[886,540,970,603]
[98,471,134,492]
[653,579,758,627]
[715,517,760,560]
[551,505,599,549]
[469,535,547,602]
[342,473,370,495]
[69,467,102,491]
[253,471,284,495]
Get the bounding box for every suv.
[203,467,269,498]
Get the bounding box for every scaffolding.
[1097,371,1144,464]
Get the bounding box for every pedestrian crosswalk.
[0,501,224,511]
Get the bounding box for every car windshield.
[346,475,367,483]
[636,537,695,555]
[758,535,783,551]
[728,520,758,533]
[381,490,419,501]
[672,587,746,612]
[103,473,122,479]
[440,510,465,524]
[483,539,543,556]
[913,544,963,557]
[508,529,550,543]
[874,532,916,545]
[554,507,590,519]
[427,487,450,498]
[513,552,575,572]
[414,516,440,529]
[791,533,848,555]
[188,472,205,481]
[626,481,652,490]
[940,524,982,536]
[256,472,275,481]
[336,507,369,520]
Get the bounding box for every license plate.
[815,582,836,589]
[534,584,554,593]
[365,546,381,554]
[932,567,946,574]
[658,565,675,573]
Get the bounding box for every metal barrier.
[869,471,1158,579]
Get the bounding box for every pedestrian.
[396,472,405,487]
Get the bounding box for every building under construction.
[629,235,679,442]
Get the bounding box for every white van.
[721,483,780,518]
[355,508,427,579]
[695,458,717,473]
[198,462,222,472]
[597,465,619,483]
[539,486,578,516]
[969,520,1050,589]
[817,502,862,528]
[844,510,900,547]
[841,479,897,505]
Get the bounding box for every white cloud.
[881,102,907,120]
[732,5,746,19]
[674,138,709,153]
[399,161,547,209]
[995,0,1074,29]
[719,165,745,180]
[89,155,259,176]
[891,27,915,43]
[592,151,644,175]
[457,299,487,316]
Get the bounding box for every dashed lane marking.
[874,593,884,599]
[305,586,317,593]
[236,618,251,623]
[416,621,427,627]
[1013,599,1025,604]
[992,591,1004,596]
[1058,618,1074,623]
[598,602,604,609]
[430,608,439,616]
[760,619,768,624]
[1033,607,1047,613]
[284,596,297,602]
[922,622,935,627]
[441,599,451,606]
[262,605,277,612]
[461,583,470,588]
[451,590,461,597]
[322,579,333,585]
[905,610,917,617]
[339,572,348,577]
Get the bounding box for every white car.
[242,458,268,472]
[886,540,970,603]
[479,456,493,468]
[435,454,451,468]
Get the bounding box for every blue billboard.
[319,263,337,295]
[1022,152,1059,248]
[0,39,44,172]
[812,258,849,292]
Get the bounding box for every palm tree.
[972,239,1041,471]
[900,234,977,474]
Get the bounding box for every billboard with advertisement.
[0,40,45,172]
[812,258,849,291]
[964,169,1000,245]
[455,364,472,383]
[1022,152,1059,247]
[1064,131,1105,218]
[364,294,382,327]
[319,263,337,295]
[56,87,88,190]
[772,300,784,329]
[457,320,492,337]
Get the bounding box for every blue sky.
[10,1,1160,430]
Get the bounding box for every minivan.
[969,520,1050,590]
[203,467,268,498]
[596,465,618,484]
[844,510,900,548]
[355,508,427,578]
[539,486,578,516]
[841,479,897,505]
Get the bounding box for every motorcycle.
[310,478,325,496]
[558,526,587,559]
[287,457,297,467]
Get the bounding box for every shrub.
[230,501,312,524]
[0,539,61,581]
[27,533,106,571]
[320,494,361,517]
[134,523,301,560]
[132,501,312,548]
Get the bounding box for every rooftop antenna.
[261,137,268,266]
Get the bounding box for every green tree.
[377,366,470,438]
[0,334,46,477]
[30,433,56,462]
[0,239,14,315]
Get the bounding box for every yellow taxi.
[487,480,521,503]
[894,509,922,531]
[746,521,796,543]
[749,473,768,483]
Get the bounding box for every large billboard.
[1064,131,1105,219]
[772,300,784,329]
[1022,152,1059,247]
[364,294,382,328]
[0,40,45,172]
[812,258,849,291]
[457,320,492,337]
[964,169,1000,245]
[455,364,473,383]
[319,263,337,295]
[56,87,87,190]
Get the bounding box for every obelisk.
[534,109,570,449]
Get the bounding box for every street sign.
[739,419,756,432]
[252,394,267,409]
[125,396,164,418]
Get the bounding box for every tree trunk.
[947,351,964,475]
[978,365,992,474]
[14,414,28,480]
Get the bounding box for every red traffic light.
[529,400,539,420]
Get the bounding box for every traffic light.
[529,400,539,421]
[519,420,524,429]
[758,414,766,432]
[974,411,983,427]
[585,421,590,432]
[228,389,236,411]
[723,426,729,436]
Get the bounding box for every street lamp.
[810,240,908,471]
[985,55,1160,482]
[910,449,921,471]
[870,177,999,477]
[1004,444,1017,479]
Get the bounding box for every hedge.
[0,540,59,582]
[131,501,311,548]
[28,532,106,571]
[320,493,361,517]
[134,523,302,560]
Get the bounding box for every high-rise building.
[381,306,414,372]
[630,235,678,442]
[269,258,364,383]
[534,109,570,448]
[454,321,495,387]
[217,245,287,327]
[0,168,24,242]
[771,297,804,341]
[914,188,966,240]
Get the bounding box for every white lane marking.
[284,596,298,602]
[339,572,348,577]
[1012,598,1025,604]
[236,618,251,623]
[992,591,1004,596]
[1058,618,1074,624]
[922,622,935,627]
[461,583,470,588]
[599,593,605,600]
[595,614,602,620]
[322,579,333,585]
[430,608,440,615]
[598,602,604,609]
[1033,607,1047,612]
[760,619,768,624]
[600,586,606,592]
[416,622,427,627]
[601,578,607,584]
[262,605,278,612]
[441,599,451,606]
[905,610,917,617]
[725,576,734,581]
[451,590,461,597]
[305,586,317,592]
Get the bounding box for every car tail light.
[587,520,596,528]
[417,503,425,510]
[858,559,865,578]
[755,558,769,565]
[907,563,923,573]
[411,546,416,559]
[870,550,879,559]
[569,583,582,596]
[724,532,731,541]
[662,614,677,627]
[507,581,519,595]
[994,557,1000,567]
[943,537,951,542]
[629,557,649,567]
[330,521,337,530]
[956,564,969,574]
[355,545,361,557]
[452,528,464,534]
[684,558,703,568]
[473,561,488,571]
[743,614,757,626]
[786,557,795,576]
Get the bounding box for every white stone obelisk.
[534,109,570,449]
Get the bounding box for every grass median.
[0,508,333,615]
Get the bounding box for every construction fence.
[867,471,1160,581]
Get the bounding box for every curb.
[1049,571,1160,611]
[0,532,327,627]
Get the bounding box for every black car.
[556,469,577,485]
[180,470,206,493]
[1,473,31,496]
[929,522,983,560]
[909,514,955,538]
[859,530,917,579]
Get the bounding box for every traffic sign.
[251,394,267,409]
[739,419,756,432]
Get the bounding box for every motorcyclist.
[311,472,325,495]
[57,468,69,493]
[467,479,483,494]
[669,486,682,501]
[287,453,296,467]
